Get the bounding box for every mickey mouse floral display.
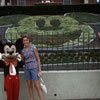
[0,39,23,100]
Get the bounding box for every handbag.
[38,75,47,94]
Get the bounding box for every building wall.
[71,0,84,4]
[11,0,17,5]
[88,0,96,3]
[54,0,63,2]
[26,0,35,6]
[7,0,97,5]
[63,0,70,4]
[0,70,100,100]
[10,0,63,5]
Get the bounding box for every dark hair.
[22,34,31,42]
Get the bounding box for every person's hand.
[17,54,22,62]
[38,71,42,77]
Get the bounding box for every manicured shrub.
[50,19,61,27]
[36,18,45,28]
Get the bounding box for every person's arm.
[34,47,42,77]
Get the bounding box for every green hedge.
[39,51,100,64]
[0,4,100,16]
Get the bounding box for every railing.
[0,26,100,71]
[37,34,100,71]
